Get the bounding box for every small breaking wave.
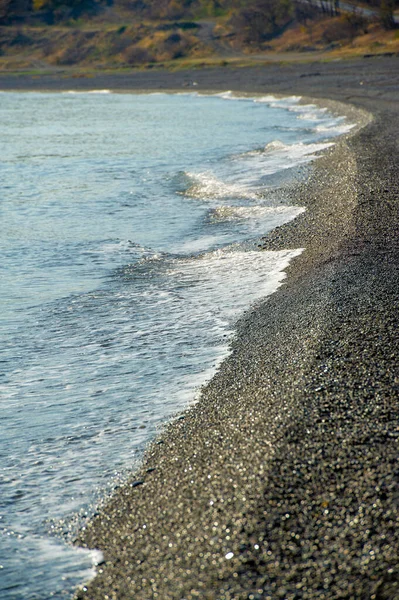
[183,139,334,203]
[63,89,112,95]
[211,91,251,101]
[208,205,305,222]
[254,95,303,106]
[183,172,260,200]
[264,139,288,152]
[234,139,334,172]
[297,110,328,121]
[253,96,353,137]
[235,138,333,159]
[263,139,333,156]
[167,246,304,324]
[314,122,355,135]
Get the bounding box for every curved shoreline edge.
[4,57,397,599]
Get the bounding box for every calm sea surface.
[0,91,352,599]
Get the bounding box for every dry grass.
[269,16,399,57]
[0,12,397,72]
[0,22,210,69]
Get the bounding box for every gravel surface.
[4,56,397,600]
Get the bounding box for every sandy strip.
[4,57,398,599]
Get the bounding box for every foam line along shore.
[2,56,399,598]
[0,90,358,599]
[73,58,399,599]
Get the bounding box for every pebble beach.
[2,55,398,599]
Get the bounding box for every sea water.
[0,90,352,599]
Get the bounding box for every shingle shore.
[78,60,399,600]
[4,57,397,599]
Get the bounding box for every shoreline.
[77,58,398,599]
[6,57,398,598]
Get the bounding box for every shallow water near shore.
[0,90,352,599]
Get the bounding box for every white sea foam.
[255,94,303,107]
[173,205,305,254]
[183,139,333,203]
[211,90,260,101]
[211,90,252,101]
[0,535,103,600]
[209,204,305,221]
[63,89,112,95]
[155,246,304,389]
[212,90,235,99]
[88,90,112,94]
[169,247,304,323]
[298,111,328,121]
[35,538,102,571]
[0,88,351,600]
[253,95,353,137]
[184,171,260,200]
[314,122,355,135]
[146,91,352,140]
[241,139,333,160]
[228,140,334,185]
[263,139,287,151]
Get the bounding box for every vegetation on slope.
[0,0,398,69]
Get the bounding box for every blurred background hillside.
[0,0,398,70]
